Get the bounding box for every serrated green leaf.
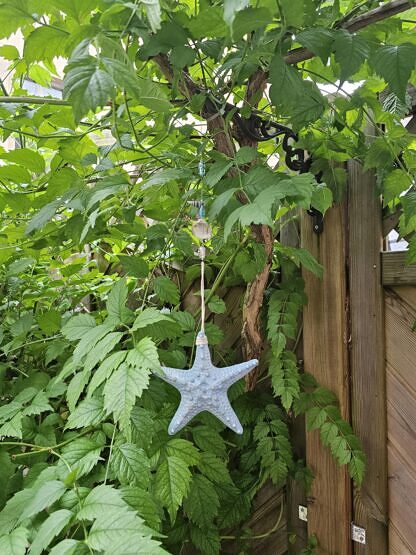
[184,475,220,528]
[65,397,106,429]
[0,148,45,174]
[306,407,327,430]
[59,438,104,478]
[121,486,162,531]
[19,481,66,522]
[118,255,149,278]
[383,169,410,203]
[153,276,180,305]
[29,509,73,555]
[111,443,150,487]
[190,524,221,555]
[104,361,151,434]
[207,295,226,314]
[371,44,416,102]
[64,53,114,121]
[297,28,334,63]
[155,456,192,522]
[198,452,231,484]
[107,278,130,324]
[133,308,173,330]
[333,30,369,82]
[166,439,201,466]
[88,350,127,396]
[62,313,96,341]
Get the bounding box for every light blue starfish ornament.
[160,331,258,435]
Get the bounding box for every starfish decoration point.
[159,332,258,435]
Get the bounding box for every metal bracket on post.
[307,208,324,234]
[351,523,366,544]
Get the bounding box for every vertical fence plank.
[301,205,352,554]
[348,160,388,554]
[281,211,308,553]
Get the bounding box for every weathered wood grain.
[348,160,388,553]
[385,286,416,554]
[301,204,352,555]
[382,251,416,286]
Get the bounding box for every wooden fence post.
[301,204,352,554]
[348,160,388,553]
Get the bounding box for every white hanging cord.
[192,159,211,340]
[199,244,206,333]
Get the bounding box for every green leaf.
[65,397,106,429]
[205,160,233,188]
[155,456,192,522]
[25,198,62,235]
[118,255,149,278]
[77,485,163,554]
[223,0,248,28]
[208,188,237,219]
[270,54,303,107]
[104,362,151,434]
[132,308,173,330]
[370,44,416,101]
[0,5,32,39]
[107,278,129,323]
[62,313,96,341]
[29,510,73,555]
[111,443,150,488]
[297,28,334,63]
[0,527,28,555]
[232,7,271,41]
[190,525,221,555]
[166,439,201,466]
[198,452,232,484]
[311,185,333,214]
[19,481,67,521]
[383,169,410,203]
[49,539,79,555]
[306,407,327,430]
[193,426,227,457]
[64,54,114,121]
[0,148,45,174]
[59,437,104,478]
[153,276,180,305]
[141,0,162,33]
[333,30,369,82]
[77,485,126,520]
[0,413,23,439]
[24,26,68,63]
[73,323,114,363]
[37,310,62,334]
[6,257,35,277]
[348,453,366,486]
[121,486,162,531]
[184,475,220,528]
[88,350,127,396]
[207,295,226,314]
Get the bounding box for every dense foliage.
[0,0,415,553]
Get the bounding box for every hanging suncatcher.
[158,162,258,435]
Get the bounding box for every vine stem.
[220,499,284,541]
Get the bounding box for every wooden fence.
[221,158,416,554]
[290,161,416,554]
